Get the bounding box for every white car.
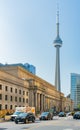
[66,112,72,117]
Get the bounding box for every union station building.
[0,64,73,114]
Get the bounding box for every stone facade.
[0,66,73,113]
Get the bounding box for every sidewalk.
[0,118,5,123]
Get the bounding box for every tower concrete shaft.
[53,8,62,92]
[55,46,61,91]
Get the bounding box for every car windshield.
[75,111,80,114]
[18,113,28,117]
[13,111,22,115]
[66,112,71,115]
[41,112,49,116]
[59,112,64,114]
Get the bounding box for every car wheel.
[24,119,28,124]
[32,118,35,122]
[15,121,18,124]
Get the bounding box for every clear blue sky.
[0,0,80,96]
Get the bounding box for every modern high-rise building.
[70,73,80,109]
[53,9,62,92]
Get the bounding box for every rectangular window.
[5,95,8,100]
[10,88,13,92]
[15,88,17,93]
[19,97,21,102]
[26,98,28,103]
[0,104,2,110]
[15,97,17,102]
[10,105,12,109]
[5,86,8,91]
[0,94,2,100]
[5,105,7,109]
[0,84,2,90]
[10,96,13,101]
[19,90,21,94]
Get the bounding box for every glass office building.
[70,73,80,109]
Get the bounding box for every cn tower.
[53,8,63,92]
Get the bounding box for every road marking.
[25,121,70,130]
[63,129,73,130]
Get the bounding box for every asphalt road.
[0,116,80,130]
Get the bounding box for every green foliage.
[77,104,80,110]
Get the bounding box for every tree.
[77,104,80,110]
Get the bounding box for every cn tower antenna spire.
[56,3,59,36]
[57,3,59,22]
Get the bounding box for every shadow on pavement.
[0,128,7,130]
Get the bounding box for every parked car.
[11,111,23,121]
[66,111,74,117]
[15,112,35,124]
[73,111,80,119]
[39,112,53,120]
[58,112,66,117]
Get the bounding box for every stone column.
[37,93,40,111]
[40,94,43,112]
[29,90,34,107]
[43,95,45,111]
[34,92,37,108]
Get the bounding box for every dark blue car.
[73,111,80,119]
[15,112,35,124]
[58,112,66,117]
[39,112,53,120]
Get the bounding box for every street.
[0,116,80,130]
